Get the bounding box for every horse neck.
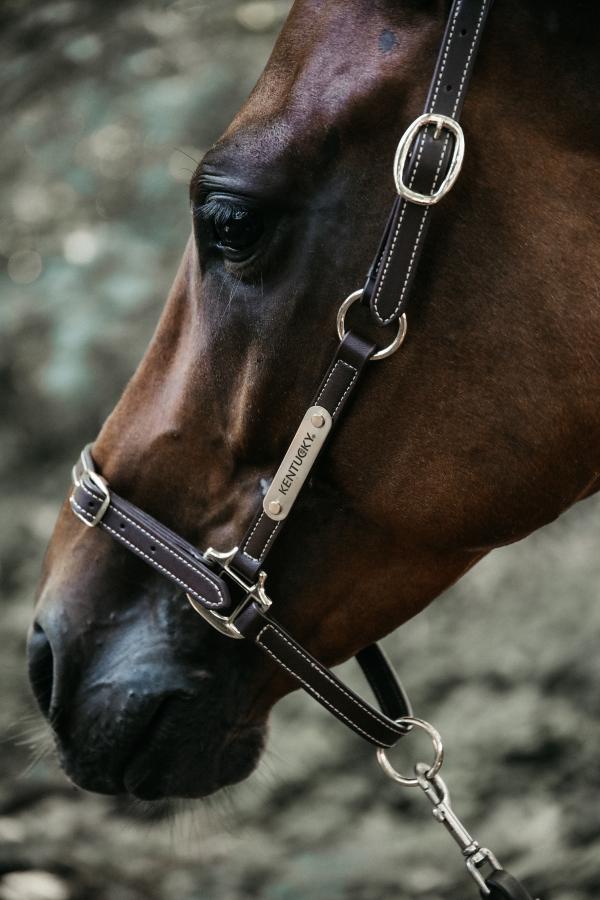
[400,1,600,504]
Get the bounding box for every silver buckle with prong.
[186,546,272,640]
[394,113,465,206]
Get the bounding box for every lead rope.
[376,717,537,900]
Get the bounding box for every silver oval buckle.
[394,113,465,206]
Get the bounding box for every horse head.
[29,0,600,800]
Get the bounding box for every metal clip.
[414,763,502,896]
[186,546,272,640]
[377,719,536,899]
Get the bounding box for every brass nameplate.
[263,405,332,521]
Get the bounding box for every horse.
[28,0,600,805]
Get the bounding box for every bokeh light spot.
[128,48,165,78]
[235,2,279,31]
[63,34,102,63]
[89,123,134,162]
[7,249,43,284]
[11,185,52,225]
[0,869,70,900]
[63,229,98,265]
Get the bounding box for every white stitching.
[317,359,354,405]
[331,370,357,417]
[241,512,282,562]
[79,483,224,604]
[451,2,487,119]
[253,519,281,560]
[255,627,394,745]
[256,624,401,740]
[373,0,464,321]
[429,0,465,111]
[76,484,225,608]
[316,360,358,417]
[70,497,97,522]
[258,641,383,743]
[242,358,359,563]
[373,0,488,324]
[242,358,358,563]
[242,521,281,562]
[72,497,224,609]
[243,511,267,552]
[372,131,429,321]
[381,133,450,319]
[263,627,394,728]
[243,359,358,562]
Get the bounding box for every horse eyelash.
[193,197,243,227]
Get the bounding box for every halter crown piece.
[70,2,538,897]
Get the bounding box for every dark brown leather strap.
[364,0,494,325]
[71,476,232,612]
[230,330,375,583]
[355,643,413,723]
[236,602,411,747]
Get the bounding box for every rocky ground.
[1,2,599,899]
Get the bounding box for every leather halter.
[71,0,493,747]
[69,2,536,896]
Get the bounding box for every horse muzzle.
[27,591,267,799]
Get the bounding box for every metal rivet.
[268,500,282,516]
[310,413,325,428]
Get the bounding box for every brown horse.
[29,0,600,800]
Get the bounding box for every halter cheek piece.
[70,2,537,897]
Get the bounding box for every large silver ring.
[336,289,408,361]
[376,716,444,787]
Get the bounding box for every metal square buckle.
[70,444,111,527]
[394,113,465,206]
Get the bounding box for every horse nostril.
[27,620,54,719]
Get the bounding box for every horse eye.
[214,207,263,253]
[194,196,265,261]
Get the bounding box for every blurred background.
[1,1,599,898]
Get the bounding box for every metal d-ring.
[376,716,444,786]
[336,289,408,361]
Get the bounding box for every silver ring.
[336,289,408,361]
[376,716,444,787]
